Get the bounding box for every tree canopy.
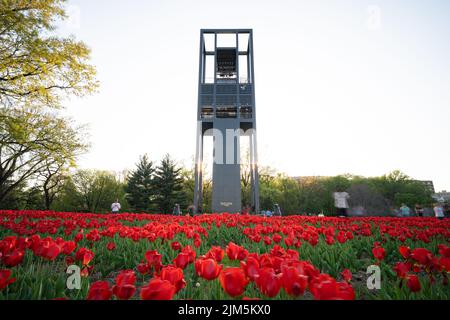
[125,154,155,212]
[0,107,88,202]
[0,0,98,109]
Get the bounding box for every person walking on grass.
[111,199,121,214]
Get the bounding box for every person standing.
[186,204,195,217]
[400,204,410,217]
[333,190,350,217]
[273,204,282,216]
[111,199,121,214]
[241,204,250,215]
[414,204,424,217]
[434,203,445,220]
[173,203,182,216]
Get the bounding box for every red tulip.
[74,232,83,242]
[41,241,62,261]
[263,236,272,246]
[140,278,176,300]
[439,257,450,272]
[398,246,411,259]
[272,234,282,243]
[0,270,15,290]
[240,256,260,281]
[255,267,281,298]
[65,256,75,266]
[309,236,318,246]
[438,244,450,258]
[171,241,181,251]
[205,246,224,262]
[137,262,150,275]
[61,241,76,255]
[3,249,24,267]
[81,266,92,277]
[112,270,136,300]
[181,245,197,263]
[82,251,94,266]
[325,235,335,245]
[107,242,116,251]
[87,281,112,300]
[281,265,308,297]
[411,248,433,266]
[285,249,299,261]
[226,242,248,261]
[372,246,386,261]
[219,267,249,297]
[145,250,162,271]
[310,274,355,300]
[393,262,411,279]
[159,266,186,293]
[284,237,294,247]
[195,258,222,280]
[75,248,94,266]
[341,269,352,283]
[337,233,346,244]
[270,245,285,257]
[173,252,191,269]
[406,274,421,292]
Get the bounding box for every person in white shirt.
[333,191,350,217]
[111,199,121,213]
[434,203,445,220]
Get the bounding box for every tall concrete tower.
[193,29,259,214]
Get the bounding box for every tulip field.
[0,210,449,300]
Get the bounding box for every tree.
[0,0,98,109]
[240,150,252,207]
[0,108,88,203]
[0,179,27,209]
[153,154,186,213]
[70,170,126,213]
[369,170,432,207]
[125,154,155,212]
[49,176,80,212]
[296,176,330,214]
[37,160,69,209]
[346,183,391,216]
[259,169,282,212]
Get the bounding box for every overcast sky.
[58,0,450,191]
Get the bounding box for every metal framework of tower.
[193,29,260,214]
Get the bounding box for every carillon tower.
[193,29,259,213]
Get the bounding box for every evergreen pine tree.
[153,154,187,213]
[125,154,155,212]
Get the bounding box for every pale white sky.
[59,0,450,191]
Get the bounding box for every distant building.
[433,190,450,203]
[415,180,435,194]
